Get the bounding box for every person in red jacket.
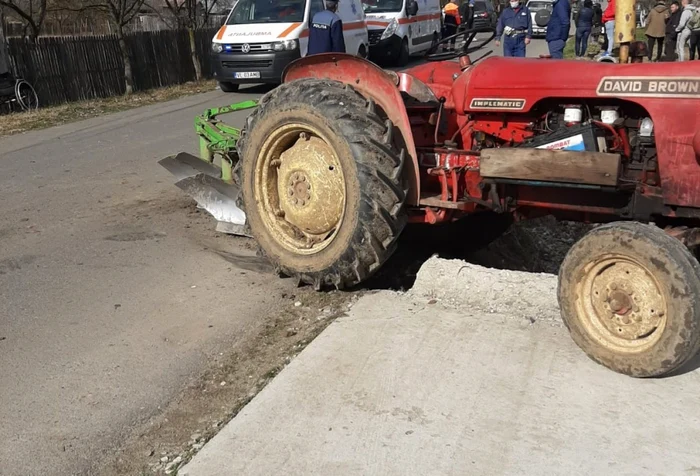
[602,0,616,56]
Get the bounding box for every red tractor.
[162,28,700,378]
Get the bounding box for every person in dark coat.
[663,0,682,59]
[308,0,346,55]
[546,0,572,58]
[575,0,594,56]
[495,0,533,57]
[645,0,670,61]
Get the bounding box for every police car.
[526,0,554,37]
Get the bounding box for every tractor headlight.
[212,42,223,53]
[381,18,398,40]
[640,117,654,137]
[273,39,298,51]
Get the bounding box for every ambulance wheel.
[558,222,700,378]
[219,81,239,93]
[358,44,368,58]
[397,38,410,66]
[237,78,408,290]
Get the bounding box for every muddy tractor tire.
[236,79,408,290]
[558,221,700,377]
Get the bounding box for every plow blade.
[159,153,249,237]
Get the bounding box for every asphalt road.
[0,39,552,476]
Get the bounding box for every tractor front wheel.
[237,79,407,289]
[558,222,700,377]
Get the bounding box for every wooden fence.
[7,28,219,106]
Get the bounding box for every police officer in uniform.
[495,0,533,57]
[308,0,346,55]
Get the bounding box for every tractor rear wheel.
[558,222,700,377]
[237,79,407,289]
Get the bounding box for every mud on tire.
[558,221,700,377]
[236,79,408,290]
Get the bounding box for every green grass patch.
[0,79,217,137]
[564,28,646,59]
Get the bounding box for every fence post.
[0,8,10,74]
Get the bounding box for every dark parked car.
[460,0,498,30]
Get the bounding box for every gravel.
[410,257,563,324]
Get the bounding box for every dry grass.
[0,80,217,137]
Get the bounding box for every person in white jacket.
[676,0,696,60]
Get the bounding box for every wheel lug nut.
[301,176,306,182]
[657,310,665,317]
[633,305,640,312]
[306,184,311,190]
[275,209,285,217]
[611,283,617,290]
[622,316,631,325]
[300,132,309,140]
[270,159,281,167]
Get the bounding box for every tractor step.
[158,152,249,237]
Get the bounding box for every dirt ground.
[93,212,591,475]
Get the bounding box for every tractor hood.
[452,56,700,115]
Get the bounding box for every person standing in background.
[307,0,346,55]
[546,0,571,58]
[495,0,533,57]
[443,0,461,51]
[687,0,700,59]
[664,0,682,59]
[575,0,594,57]
[602,0,616,56]
[645,0,670,61]
[676,0,696,60]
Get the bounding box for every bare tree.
[54,0,145,93]
[162,0,219,81]
[0,0,48,40]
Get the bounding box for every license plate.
[234,72,261,79]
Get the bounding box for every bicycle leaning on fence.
[0,72,39,114]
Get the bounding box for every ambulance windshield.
[362,0,404,13]
[227,0,306,23]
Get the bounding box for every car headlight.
[273,39,298,51]
[380,18,398,40]
[212,42,223,53]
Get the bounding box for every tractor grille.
[368,30,384,45]
[222,60,273,68]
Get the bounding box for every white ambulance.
[363,0,442,66]
[211,0,369,91]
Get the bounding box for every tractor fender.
[283,53,420,205]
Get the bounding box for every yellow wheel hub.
[254,124,346,255]
[576,255,667,353]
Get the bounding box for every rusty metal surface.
[282,54,421,205]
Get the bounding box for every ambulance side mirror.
[407,0,419,15]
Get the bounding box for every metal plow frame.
[159,100,258,236]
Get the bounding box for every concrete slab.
[181,258,700,476]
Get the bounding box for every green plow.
[158,100,258,236]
